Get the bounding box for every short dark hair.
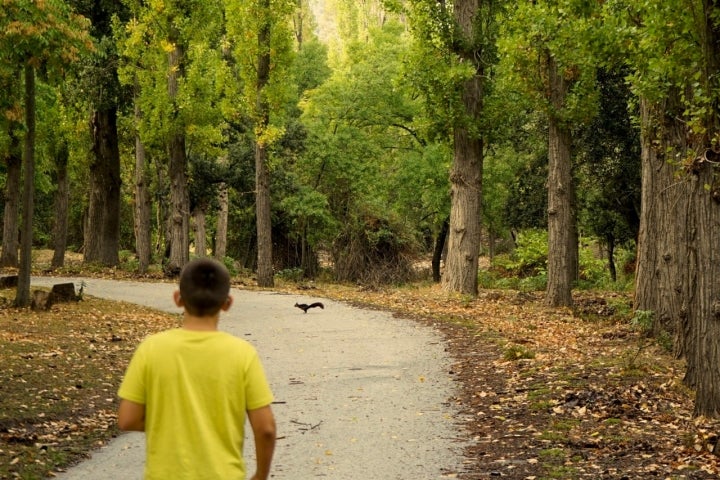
[178,258,231,316]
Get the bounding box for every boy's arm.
[117,399,146,431]
[247,405,276,480]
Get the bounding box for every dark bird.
[294,302,324,313]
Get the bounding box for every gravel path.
[32,277,465,479]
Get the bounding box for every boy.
[118,258,276,480]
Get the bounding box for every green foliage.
[630,309,654,334]
[275,267,304,282]
[219,255,239,276]
[487,229,635,291]
[498,0,603,125]
[498,229,549,278]
[504,344,536,361]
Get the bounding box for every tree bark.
[255,0,274,287]
[166,41,190,274]
[443,0,483,296]
[634,96,690,354]
[545,54,577,307]
[215,182,229,260]
[134,91,152,274]
[687,0,720,416]
[193,207,207,257]
[51,141,69,268]
[1,124,21,268]
[84,107,121,266]
[444,115,483,295]
[15,64,35,308]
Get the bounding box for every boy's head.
[178,258,231,317]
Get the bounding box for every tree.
[70,1,129,266]
[0,0,92,306]
[224,0,296,286]
[441,0,486,296]
[576,68,641,282]
[118,0,229,274]
[133,84,152,273]
[298,20,434,283]
[402,0,499,296]
[255,0,275,287]
[0,67,22,268]
[497,0,604,306]
[619,0,720,416]
[51,140,70,268]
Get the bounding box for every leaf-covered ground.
[2,257,720,478]
[318,284,720,479]
[0,293,177,479]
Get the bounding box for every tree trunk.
[545,54,576,307]
[256,142,274,286]
[166,41,189,274]
[255,0,274,287]
[84,108,121,266]
[134,91,152,274]
[215,182,228,260]
[1,124,21,268]
[51,141,70,268]
[444,116,482,295]
[15,64,35,308]
[606,233,616,283]
[688,155,720,416]
[193,207,207,257]
[432,216,449,283]
[634,96,690,353]
[687,0,720,417]
[443,0,483,296]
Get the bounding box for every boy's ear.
[173,290,184,308]
[221,295,233,311]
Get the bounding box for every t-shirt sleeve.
[118,342,148,405]
[245,351,274,411]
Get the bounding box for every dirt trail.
[32,277,466,479]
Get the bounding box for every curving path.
[32,277,466,479]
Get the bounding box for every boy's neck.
[181,314,220,331]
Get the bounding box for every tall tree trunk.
[1,125,21,268]
[193,207,207,257]
[215,182,228,260]
[545,54,576,307]
[166,41,189,274]
[443,0,483,296]
[134,90,152,274]
[255,0,274,287]
[84,108,121,266]
[634,96,689,354]
[51,141,69,268]
[15,64,35,308]
[687,0,720,417]
[443,86,483,296]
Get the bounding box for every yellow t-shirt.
[118,328,274,480]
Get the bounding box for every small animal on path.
[294,302,324,313]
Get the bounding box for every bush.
[332,212,419,286]
[483,230,635,292]
[495,229,548,278]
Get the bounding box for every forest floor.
[1,251,720,479]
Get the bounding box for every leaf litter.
[0,292,177,479]
[314,284,720,479]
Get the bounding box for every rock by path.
[32,277,466,479]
